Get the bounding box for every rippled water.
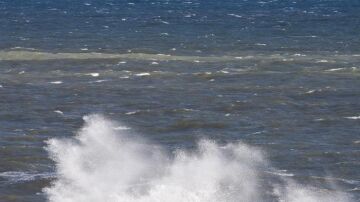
[0,0,359,201]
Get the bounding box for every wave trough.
[44,115,353,202]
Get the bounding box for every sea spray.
[44,115,353,202]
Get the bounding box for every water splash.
[44,115,353,202]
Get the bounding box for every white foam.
[228,14,242,18]
[125,111,138,115]
[44,115,353,202]
[113,126,131,130]
[325,68,345,72]
[316,59,328,63]
[86,73,100,77]
[306,90,316,94]
[135,73,151,77]
[92,80,107,83]
[160,20,170,24]
[344,116,360,120]
[54,110,64,115]
[255,43,267,46]
[265,170,295,177]
[50,81,63,84]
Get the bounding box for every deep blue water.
[0,0,359,201]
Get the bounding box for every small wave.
[53,110,64,115]
[49,81,63,84]
[86,73,100,77]
[135,72,151,77]
[228,14,242,18]
[0,171,53,183]
[88,79,109,83]
[325,68,346,72]
[44,115,354,202]
[344,116,360,120]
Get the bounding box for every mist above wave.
[44,115,353,202]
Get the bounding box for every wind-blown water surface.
[0,0,359,201]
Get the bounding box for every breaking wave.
[44,115,353,202]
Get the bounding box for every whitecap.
[316,59,329,63]
[50,81,63,84]
[125,111,138,115]
[325,68,345,72]
[135,72,151,76]
[228,13,242,18]
[265,170,295,177]
[293,53,306,56]
[306,90,316,94]
[344,116,360,120]
[86,73,100,77]
[93,80,107,83]
[113,126,131,130]
[219,70,229,74]
[54,110,64,115]
[159,20,170,24]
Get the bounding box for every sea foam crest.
[44,115,353,202]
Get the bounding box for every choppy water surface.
[0,0,359,201]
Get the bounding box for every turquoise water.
[0,0,359,201]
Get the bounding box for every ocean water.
[0,0,359,201]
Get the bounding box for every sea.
[0,0,359,201]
